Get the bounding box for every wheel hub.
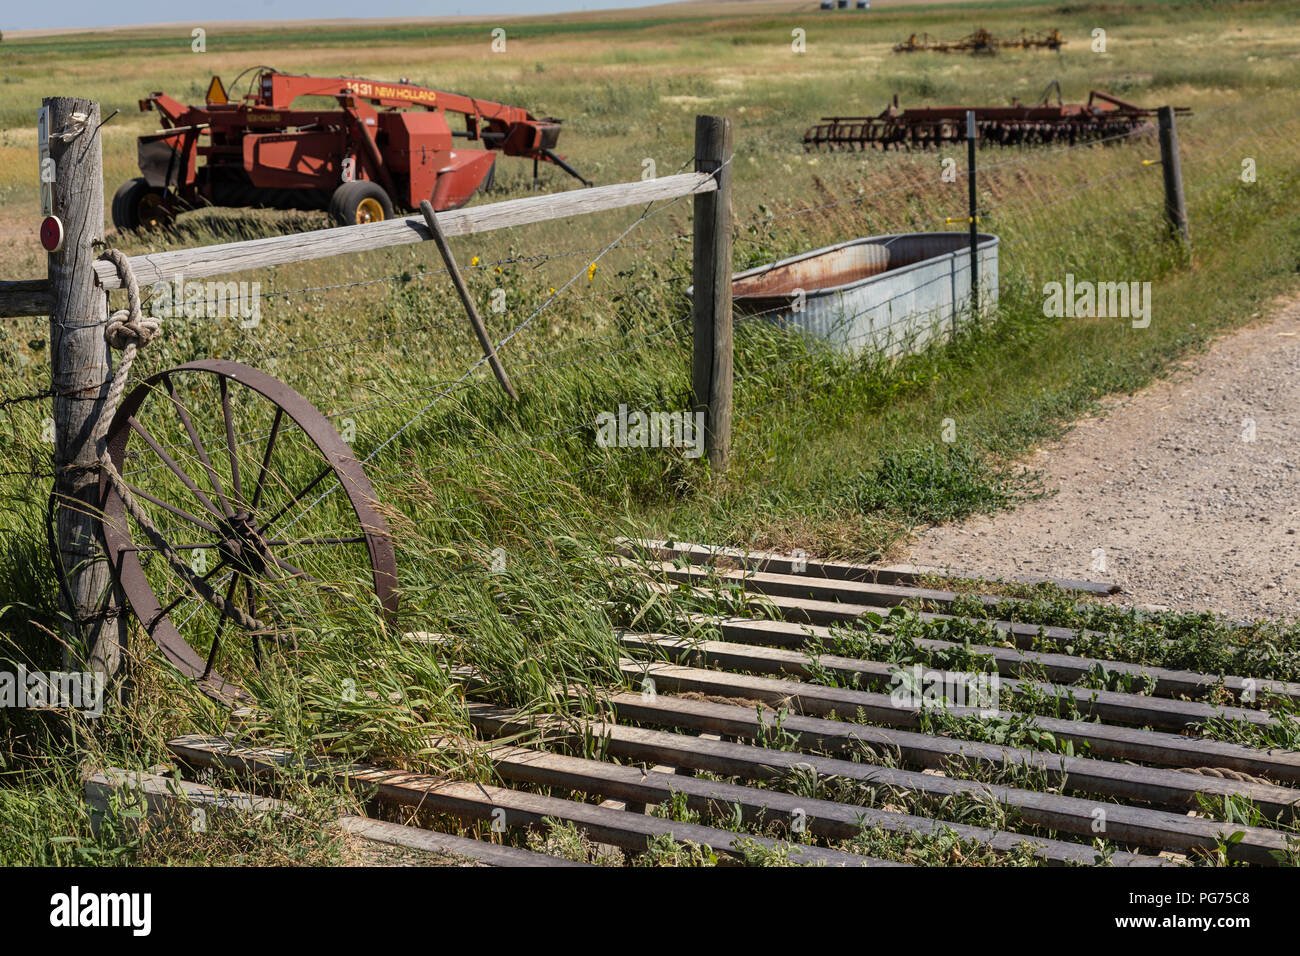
[356,197,385,223]
[217,510,273,577]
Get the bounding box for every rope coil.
[96,249,266,640]
[99,248,160,351]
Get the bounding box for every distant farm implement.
[892,27,1066,55]
[803,87,1188,150]
[113,68,591,230]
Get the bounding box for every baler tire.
[330,181,394,226]
[112,177,175,231]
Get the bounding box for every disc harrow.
[804,89,1188,151]
[893,27,1066,54]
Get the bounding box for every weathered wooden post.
[691,114,734,473]
[965,109,979,320]
[44,96,125,694]
[1157,105,1189,246]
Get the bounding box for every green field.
[2,0,1300,866]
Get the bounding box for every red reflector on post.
[40,215,64,252]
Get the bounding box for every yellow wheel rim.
[355,197,385,224]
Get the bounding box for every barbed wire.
[18,98,1300,620]
[0,388,53,411]
[106,115,1293,496]
[263,161,720,544]
[114,252,696,477]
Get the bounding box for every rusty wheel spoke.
[250,406,283,511]
[220,376,245,506]
[122,480,222,537]
[255,464,333,536]
[262,535,367,548]
[202,571,243,680]
[145,555,229,631]
[127,415,226,523]
[162,372,236,519]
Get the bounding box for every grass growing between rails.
[2,1,1300,865]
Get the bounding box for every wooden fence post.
[691,115,734,472]
[965,109,979,320]
[1157,105,1189,246]
[44,96,125,694]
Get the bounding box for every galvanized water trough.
[729,231,999,357]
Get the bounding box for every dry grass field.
[2,0,1300,868]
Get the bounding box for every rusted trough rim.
[729,231,999,300]
[684,231,1000,306]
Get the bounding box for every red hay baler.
[113,68,591,230]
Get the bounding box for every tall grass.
[1,0,1300,864]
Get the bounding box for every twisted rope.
[1176,766,1274,787]
[96,250,266,636]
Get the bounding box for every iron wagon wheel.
[100,359,398,702]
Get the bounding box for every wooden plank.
[880,563,1119,595]
[85,768,293,833]
[602,694,1298,864]
[87,767,584,866]
[613,554,986,611]
[92,172,716,290]
[336,816,590,867]
[632,581,1300,711]
[444,658,1300,808]
[0,279,53,318]
[695,614,1300,706]
[620,660,1300,793]
[636,577,1120,656]
[619,631,1274,731]
[619,538,1119,595]
[165,735,899,867]
[419,200,517,401]
[463,704,1167,867]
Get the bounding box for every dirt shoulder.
[907,293,1300,621]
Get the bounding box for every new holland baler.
[113,68,590,230]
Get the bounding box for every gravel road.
[907,294,1300,620]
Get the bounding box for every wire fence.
[7,93,1300,652]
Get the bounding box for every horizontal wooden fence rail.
[92,171,717,290]
[14,99,737,707]
[0,279,53,318]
